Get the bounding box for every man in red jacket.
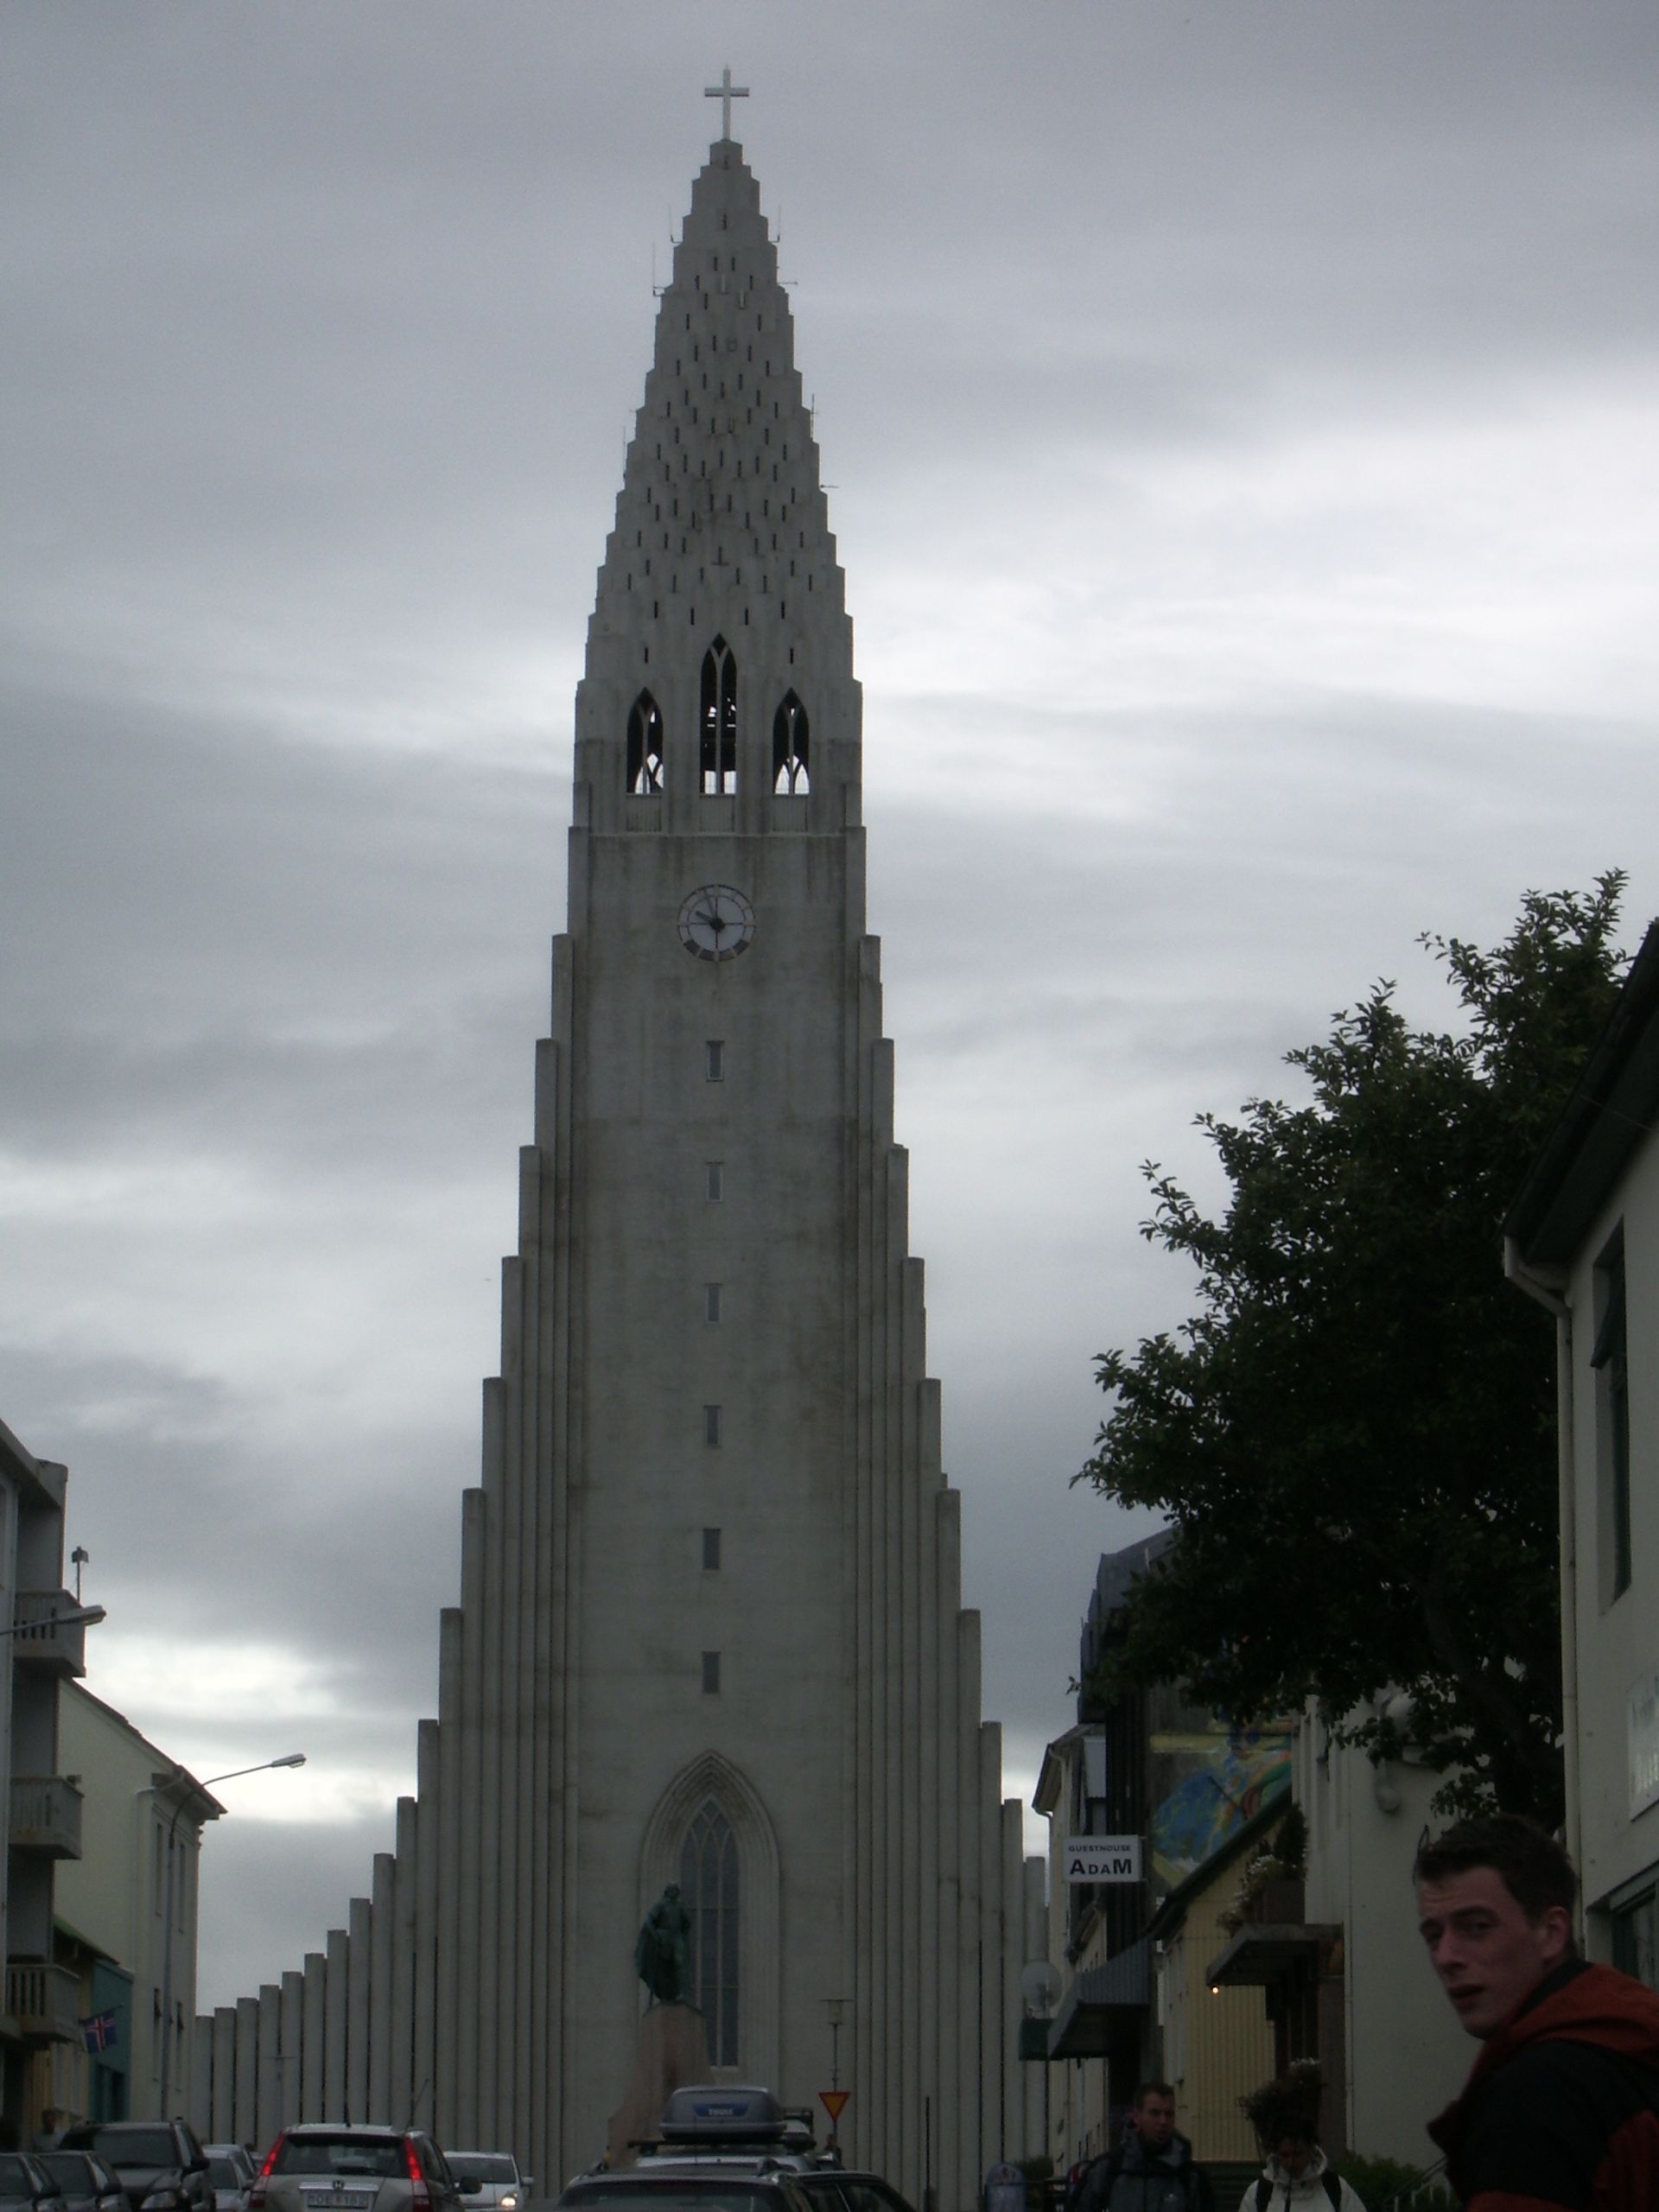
[1416,1815,1659,2209]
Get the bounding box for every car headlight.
[501,2196,518,2207]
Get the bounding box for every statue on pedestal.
[634,1882,692,2006]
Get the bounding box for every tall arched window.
[679,1798,739,2063]
[771,692,810,796]
[700,639,737,795]
[626,691,664,795]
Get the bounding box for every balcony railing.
[9,1591,91,1675]
[6,1961,80,2043]
[10,1775,84,1859]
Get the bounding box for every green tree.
[1077,877,1629,1822]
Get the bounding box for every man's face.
[1417,1866,1572,2038]
[1271,2139,1312,2178]
[1134,2094,1177,2150]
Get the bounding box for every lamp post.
[155,1754,305,2118]
[821,1997,849,2156]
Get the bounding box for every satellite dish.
[1020,1961,1062,2018]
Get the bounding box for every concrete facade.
[195,135,1035,2200]
[0,1419,92,2139]
[1508,919,1659,1985]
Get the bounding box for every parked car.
[558,2168,813,2212]
[56,2126,213,2212]
[445,2158,530,2212]
[791,2177,915,2212]
[36,2152,125,2212]
[250,2128,464,2212]
[0,2154,66,2212]
[201,2152,256,2212]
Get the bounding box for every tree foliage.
[1077,877,1629,1823]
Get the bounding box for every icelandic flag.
[80,2010,118,2054]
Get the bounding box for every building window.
[700,636,737,794]
[706,1040,724,1082]
[704,1404,721,1447]
[626,691,665,795]
[701,1650,721,1694]
[1611,1885,1658,1990]
[702,1527,721,1570]
[772,690,810,795]
[679,1799,739,2062]
[1592,1236,1631,1603]
[706,1160,723,1201]
[705,1283,722,1324]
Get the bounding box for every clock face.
[678,883,756,963]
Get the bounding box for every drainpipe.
[1503,1235,1582,1935]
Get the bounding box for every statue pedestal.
[604,2003,711,2170]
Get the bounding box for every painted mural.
[1147,1721,1293,1890]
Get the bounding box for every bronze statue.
[634,1882,692,2004]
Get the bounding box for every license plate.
[320,2196,371,2208]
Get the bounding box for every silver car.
[251,2130,463,2212]
[200,2153,255,2212]
[443,2161,530,2212]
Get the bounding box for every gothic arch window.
[640,1752,780,2086]
[680,1799,739,2063]
[701,637,737,795]
[772,691,809,796]
[626,691,665,795]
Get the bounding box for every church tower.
[195,113,1039,2207]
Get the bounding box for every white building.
[1506,919,1659,1982]
[196,114,1036,2203]
[55,1683,222,2123]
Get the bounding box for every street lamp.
[1,1602,107,1636]
[155,1753,306,2116]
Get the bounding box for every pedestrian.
[1236,2069,1364,2210]
[1416,1811,1659,2208]
[1071,2081,1214,2212]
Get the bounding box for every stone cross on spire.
[703,66,749,140]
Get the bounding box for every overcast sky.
[5,2,1656,2011]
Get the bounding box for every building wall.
[1560,1117,1659,1966]
[1157,1881,1273,2164]
[56,1683,213,2122]
[1296,1715,1471,2167]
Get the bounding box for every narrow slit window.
[772,690,810,795]
[704,1403,722,1447]
[1592,1237,1632,1600]
[701,1650,721,1694]
[700,636,738,794]
[626,690,665,795]
[706,1160,724,1201]
[705,1283,722,1324]
[705,1039,724,1082]
[702,1528,721,1571]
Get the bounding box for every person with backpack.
[1071,2082,1214,2212]
[1236,2069,1365,2212]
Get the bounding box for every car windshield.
[448,2166,516,2188]
[41,2158,95,2189]
[207,2164,245,2190]
[86,2135,177,2172]
[0,2157,35,2193]
[273,2144,403,2181]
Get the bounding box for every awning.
[1045,1939,1152,2057]
[1205,1923,1342,1989]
